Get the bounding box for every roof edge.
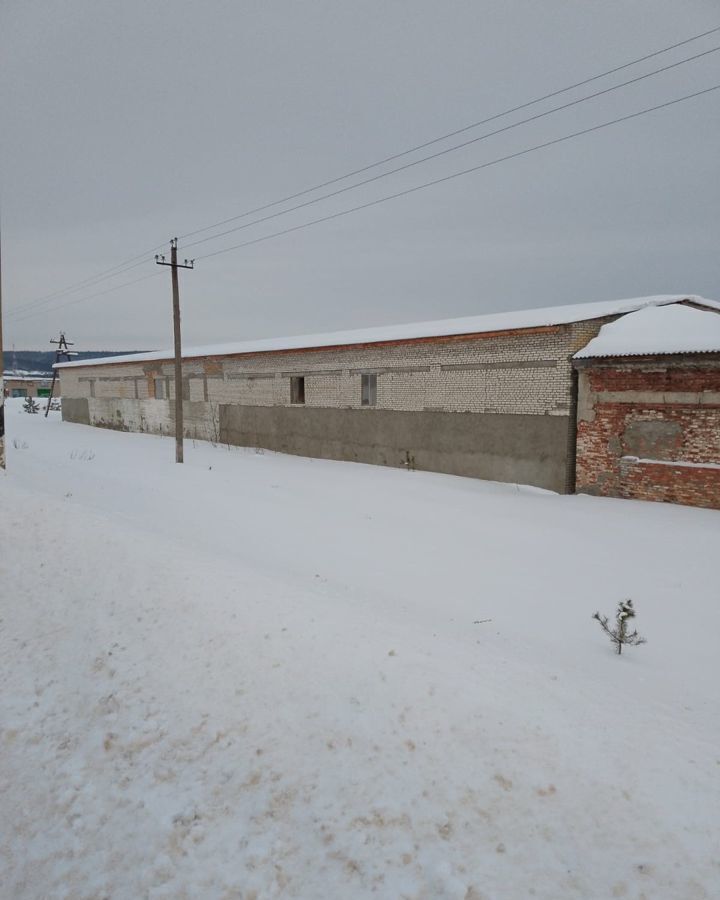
[56,294,718,370]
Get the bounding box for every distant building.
[56,294,720,508]
[3,374,53,399]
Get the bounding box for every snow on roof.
[574,303,720,359]
[56,294,719,369]
[3,373,52,382]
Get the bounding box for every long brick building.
[57,294,720,507]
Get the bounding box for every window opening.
[291,375,305,405]
[361,373,377,406]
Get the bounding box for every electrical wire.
[176,24,720,245]
[193,84,720,263]
[8,25,720,323]
[7,243,168,320]
[181,45,720,253]
[6,256,155,321]
[7,271,163,325]
[11,83,718,327]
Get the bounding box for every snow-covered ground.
[1,399,718,900]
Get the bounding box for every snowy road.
[1,400,718,899]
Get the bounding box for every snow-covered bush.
[23,397,40,414]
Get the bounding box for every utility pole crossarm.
[45,331,77,417]
[155,253,195,271]
[156,238,194,464]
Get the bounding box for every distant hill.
[3,350,140,376]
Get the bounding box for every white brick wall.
[59,320,605,434]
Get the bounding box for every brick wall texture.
[59,323,720,506]
[575,357,720,509]
[57,320,611,492]
[59,320,602,435]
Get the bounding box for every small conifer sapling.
[23,397,40,414]
[593,599,646,655]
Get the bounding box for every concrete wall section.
[61,396,568,490]
[83,397,215,442]
[58,320,611,492]
[220,405,570,491]
[62,397,90,424]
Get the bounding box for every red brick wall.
[586,367,720,394]
[575,361,720,510]
[618,457,720,508]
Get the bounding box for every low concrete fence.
[61,395,571,493]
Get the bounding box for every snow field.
[1,399,718,899]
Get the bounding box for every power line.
[38,246,161,299]
[194,84,720,263]
[9,84,720,324]
[7,255,154,320]
[8,243,167,320]
[9,23,719,321]
[6,271,162,325]
[177,24,720,245]
[12,83,718,325]
[181,45,720,253]
[8,26,720,325]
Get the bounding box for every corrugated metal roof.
[574,303,720,359]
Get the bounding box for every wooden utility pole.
[45,332,77,416]
[156,239,193,464]
[0,215,4,469]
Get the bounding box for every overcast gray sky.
[2,0,719,351]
